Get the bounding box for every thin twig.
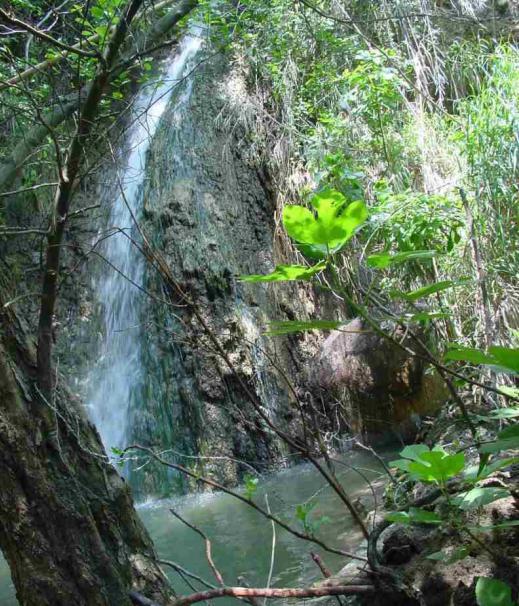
[169,508,225,586]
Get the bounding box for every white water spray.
[86,34,203,455]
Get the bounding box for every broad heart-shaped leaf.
[453,487,510,511]
[390,445,451,478]
[476,577,515,606]
[264,319,344,336]
[239,262,325,283]
[400,444,430,461]
[282,189,368,253]
[389,444,430,473]
[367,249,438,269]
[445,345,519,375]
[479,423,519,454]
[408,450,465,484]
[385,507,442,525]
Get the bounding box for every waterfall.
[86,33,204,456]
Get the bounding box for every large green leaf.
[445,345,519,375]
[367,249,438,269]
[453,487,510,511]
[239,262,325,283]
[476,578,515,606]
[282,189,368,254]
[408,450,465,484]
[385,507,442,525]
[389,444,430,472]
[264,319,344,336]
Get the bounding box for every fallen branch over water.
[130,584,375,606]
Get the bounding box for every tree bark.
[0,278,174,606]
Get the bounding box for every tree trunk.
[0,280,173,606]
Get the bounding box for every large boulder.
[314,318,447,442]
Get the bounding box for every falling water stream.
[86,33,204,454]
[0,34,394,605]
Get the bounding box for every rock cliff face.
[125,51,320,496]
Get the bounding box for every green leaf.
[389,444,430,473]
[489,347,519,374]
[427,546,469,564]
[296,242,328,260]
[453,487,510,511]
[464,457,519,480]
[386,507,442,525]
[480,423,519,454]
[392,280,465,302]
[239,262,325,283]
[399,444,430,461]
[445,346,519,375]
[473,409,519,421]
[367,249,438,269]
[405,312,450,323]
[470,520,519,532]
[282,189,368,253]
[408,450,465,484]
[498,386,519,398]
[264,319,344,336]
[476,578,515,606]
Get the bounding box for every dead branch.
[159,560,216,591]
[169,508,225,586]
[174,584,375,606]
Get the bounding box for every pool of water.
[0,451,390,605]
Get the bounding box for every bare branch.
[174,584,374,606]
[169,508,225,587]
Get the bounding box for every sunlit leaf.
[282,189,368,254]
[408,450,465,483]
[367,249,438,269]
[386,507,442,525]
[239,262,325,283]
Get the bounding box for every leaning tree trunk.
[0,280,173,605]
